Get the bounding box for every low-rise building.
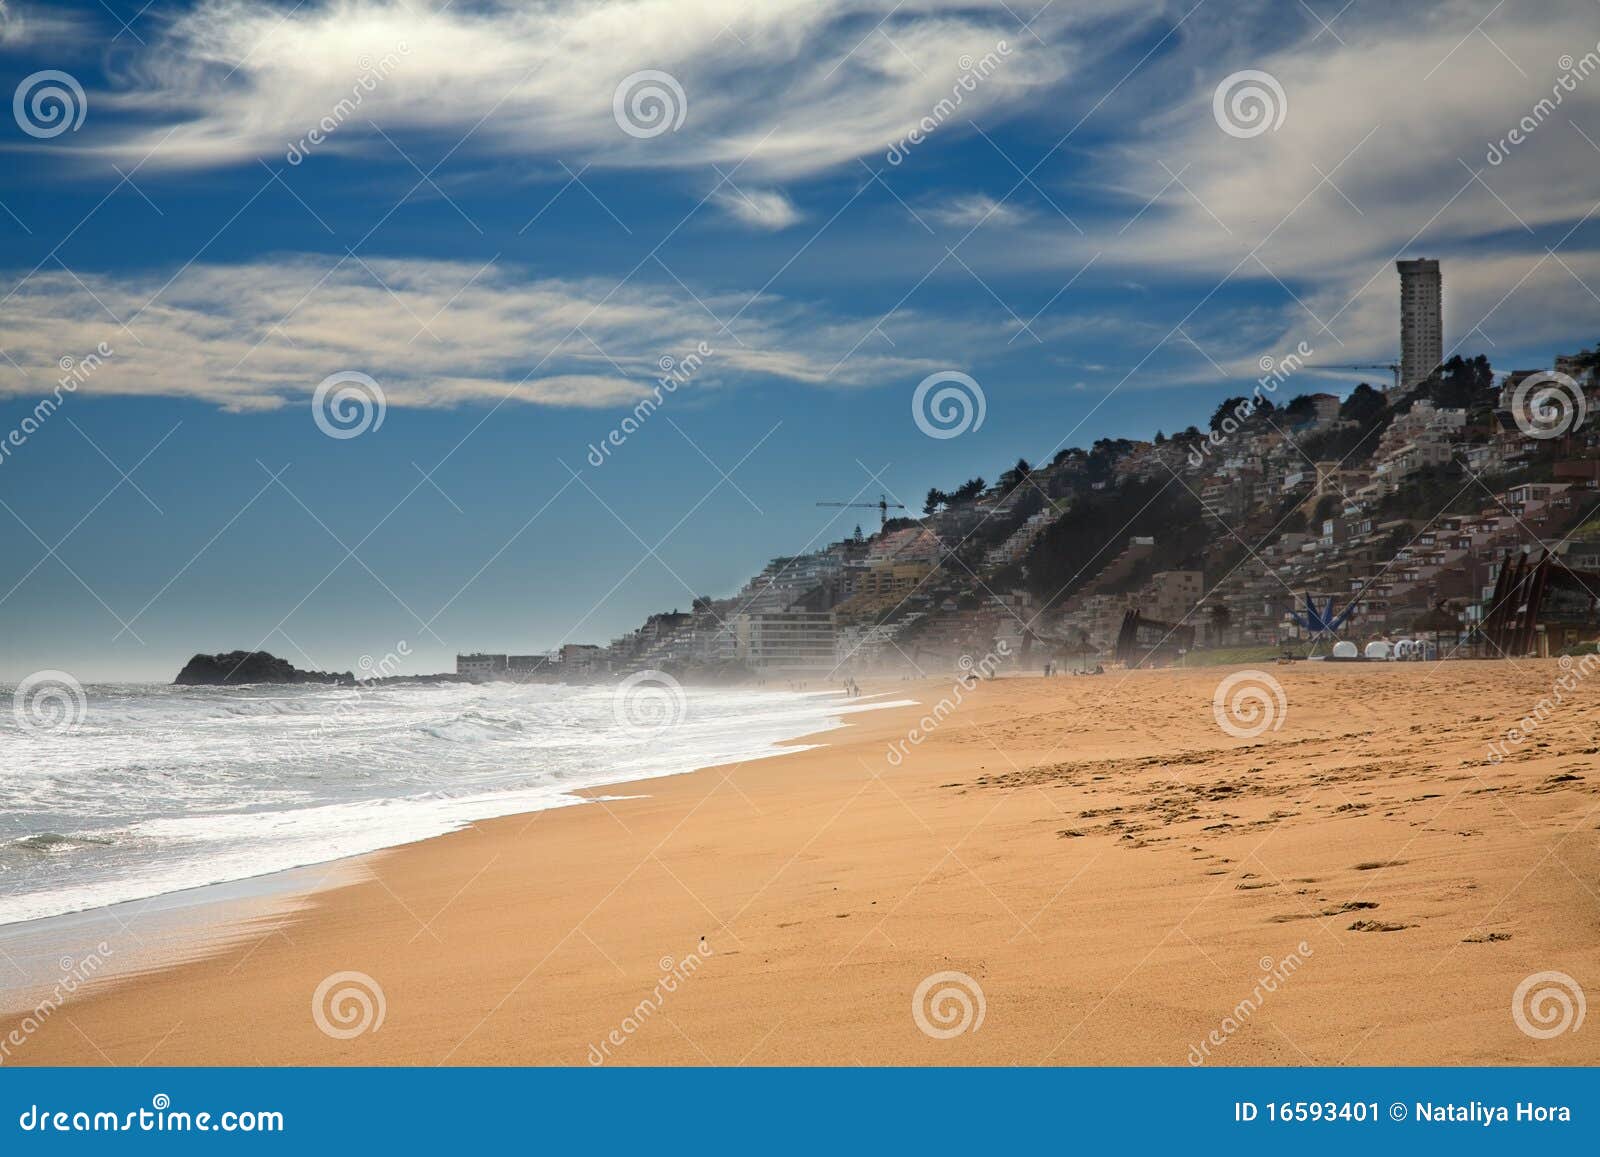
[457,653,507,679]
[734,611,837,673]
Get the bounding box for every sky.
[2,0,1599,681]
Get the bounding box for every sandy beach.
[6,661,1599,1066]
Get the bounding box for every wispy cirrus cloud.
[926,192,1029,229]
[0,0,91,46]
[77,0,1089,176]
[712,187,802,230]
[937,0,1600,372]
[0,256,993,410]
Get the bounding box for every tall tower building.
[1397,258,1442,389]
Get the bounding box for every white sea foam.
[0,681,905,926]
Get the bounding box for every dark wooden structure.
[1481,549,1600,656]
[1114,610,1196,667]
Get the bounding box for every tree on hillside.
[1283,394,1318,422]
[1086,438,1134,482]
[1210,396,1250,431]
[999,458,1032,493]
[1423,354,1494,410]
[1339,382,1385,424]
[948,477,986,504]
[1570,343,1600,373]
[924,488,945,515]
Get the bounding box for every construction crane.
[1319,363,1402,394]
[816,494,906,527]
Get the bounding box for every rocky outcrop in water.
[173,651,354,686]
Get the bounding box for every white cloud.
[974,0,1600,372]
[926,193,1027,228]
[79,0,1091,176]
[713,187,802,230]
[0,0,89,46]
[0,256,990,410]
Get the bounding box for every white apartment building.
[734,611,837,673]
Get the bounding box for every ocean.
[0,679,899,927]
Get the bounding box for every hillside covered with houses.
[459,345,1600,683]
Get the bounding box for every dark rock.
[174,651,354,686]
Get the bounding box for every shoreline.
[2,681,908,930]
[6,665,1600,1066]
[0,683,914,1016]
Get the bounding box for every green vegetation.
[1180,644,1307,667]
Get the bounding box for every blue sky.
[3,0,1599,680]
